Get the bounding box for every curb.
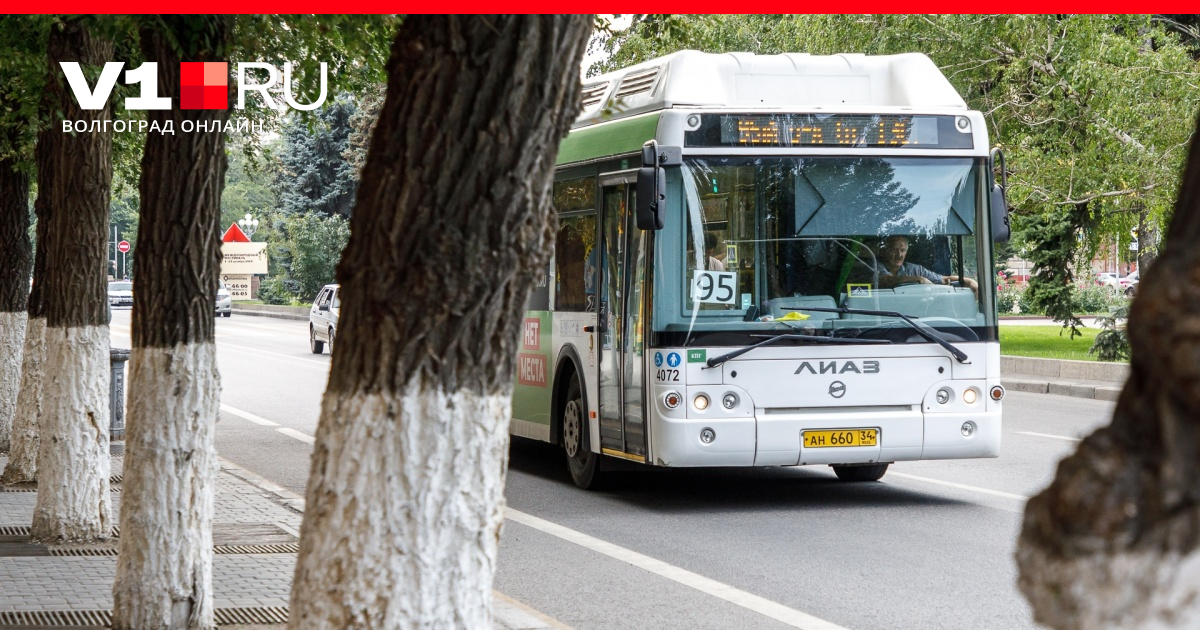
[1002,377,1123,402]
[229,309,308,322]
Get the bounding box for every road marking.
[276,428,316,444]
[220,404,279,427]
[220,403,316,445]
[887,472,1029,502]
[1017,431,1081,442]
[506,508,849,630]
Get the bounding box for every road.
[109,308,1115,629]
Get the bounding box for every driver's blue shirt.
[875,261,944,284]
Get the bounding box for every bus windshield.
[654,156,995,343]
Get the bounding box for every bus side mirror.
[636,166,665,230]
[990,186,1010,242]
[989,147,1010,242]
[636,140,665,230]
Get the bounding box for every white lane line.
[276,428,316,444]
[220,403,315,445]
[887,472,1029,502]
[1017,431,1081,442]
[505,507,849,630]
[220,404,279,427]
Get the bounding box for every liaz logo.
[794,360,880,375]
[60,61,327,111]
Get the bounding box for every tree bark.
[1017,109,1200,628]
[0,191,48,485]
[0,152,32,453]
[288,15,591,628]
[29,18,114,543]
[111,16,230,630]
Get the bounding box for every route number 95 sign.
[692,270,738,304]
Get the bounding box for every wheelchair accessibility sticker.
[654,352,663,367]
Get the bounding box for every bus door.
[596,175,648,459]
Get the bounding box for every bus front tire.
[563,376,601,490]
[831,463,890,482]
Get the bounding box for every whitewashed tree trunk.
[1,316,45,484]
[0,147,33,454]
[30,326,111,541]
[113,345,218,629]
[291,386,510,627]
[110,18,230,629]
[287,15,590,628]
[27,19,114,543]
[0,312,26,452]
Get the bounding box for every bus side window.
[555,213,597,312]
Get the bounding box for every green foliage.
[275,97,358,217]
[1089,304,1131,362]
[0,16,52,167]
[599,15,1200,334]
[220,138,279,232]
[261,212,349,302]
[1072,284,1127,314]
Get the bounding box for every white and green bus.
[512,51,1011,489]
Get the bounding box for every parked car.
[107,281,133,307]
[308,284,339,354]
[1095,272,1130,292]
[215,284,232,317]
[1125,270,1140,297]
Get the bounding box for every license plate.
[803,429,878,448]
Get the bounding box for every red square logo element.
[180,62,228,110]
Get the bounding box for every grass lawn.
[999,325,1105,361]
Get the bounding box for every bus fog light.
[963,388,978,405]
[664,391,682,409]
[722,393,738,409]
[961,421,976,437]
[936,388,951,405]
[990,385,1005,401]
[694,394,710,411]
[700,427,716,443]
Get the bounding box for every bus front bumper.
[648,407,1001,468]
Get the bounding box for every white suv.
[309,284,339,354]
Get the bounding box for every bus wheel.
[563,376,601,489]
[831,463,890,482]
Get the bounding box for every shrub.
[257,275,297,305]
[996,282,1023,314]
[1072,283,1128,315]
[1089,305,1130,362]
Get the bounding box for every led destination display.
[685,114,974,149]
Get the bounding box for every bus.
[512,51,1010,489]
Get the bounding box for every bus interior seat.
[768,295,838,319]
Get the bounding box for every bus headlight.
[963,388,978,405]
[936,388,951,405]
[664,391,682,409]
[961,421,976,437]
[722,393,738,409]
[694,394,710,411]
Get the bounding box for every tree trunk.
[29,18,114,543]
[0,199,47,485]
[0,153,32,453]
[1017,110,1200,628]
[111,17,230,630]
[288,15,591,628]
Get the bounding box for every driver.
[875,235,977,292]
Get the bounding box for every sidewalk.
[0,454,568,629]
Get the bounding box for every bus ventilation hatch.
[614,66,661,99]
[581,82,609,108]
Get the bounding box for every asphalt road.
[109,308,1115,629]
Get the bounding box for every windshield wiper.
[788,306,971,364]
[705,333,889,369]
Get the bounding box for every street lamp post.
[238,213,259,239]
